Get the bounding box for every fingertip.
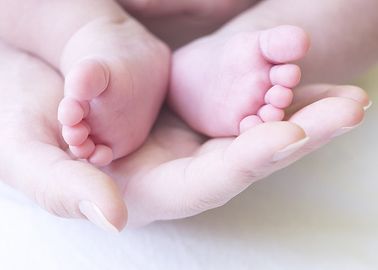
[94,188,128,232]
[289,97,365,140]
[79,201,120,233]
[326,85,371,109]
[75,166,127,232]
[227,121,307,168]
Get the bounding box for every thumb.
[1,140,127,232]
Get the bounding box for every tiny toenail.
[272,137,310,162]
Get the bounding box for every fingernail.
[79,201,119,233]
[272,137,310,162]
[364,101,373,111]
[330,122,362,138]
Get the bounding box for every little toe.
[89,145,114,167]
[58,97,85,126]
[70,138,96,159]
[258,104,285,122]
[62,122,90,146]
[259,25,310,64]
[270,64,301,88]
[65,59,110,101]
[240,115,263,134]
[265,85,294,109]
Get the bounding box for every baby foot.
[58,18,170,166]
[169,25,310,136]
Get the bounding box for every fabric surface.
[0,68,377,270]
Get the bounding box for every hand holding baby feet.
[0,43,127,232]
[169,25,310,137]
[57,17,170,166]
[0,41,370,230]
[106,84,369,227]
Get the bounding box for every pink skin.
[119,0,255,18]
[0,43,369,230]
[57,18,170,167]
[0,1,170,167]
[0,43,127,231]
[169,25,310,137]
[118,0,258,49]
[107,87,368,227]
[124,0,378,82]
[0,0,375,232]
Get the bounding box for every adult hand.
[106,84,369,227]
[0,43,127,232]
[0,42,370,231]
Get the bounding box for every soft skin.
[0,43,369,230]
[0,0,170,166]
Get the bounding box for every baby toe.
[259,25,310,64]
[265,85,294,109]
[89,145,113,167]
[70,138,96,159]
[58,97,85,126]
[239,115,263,134]
[62,122,90,146]
[270,64,301,88]
[65,59,110,101]
[258,104,285,122]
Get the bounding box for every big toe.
[64,59,110,101]
[259,25,310,64]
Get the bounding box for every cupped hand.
[0,42,370,232]
[106,84,370,227]
[0,42,127,232]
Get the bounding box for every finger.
[291,97,364,141]
[287,84,370,117]
[1,141,127,232]
[124,86,367,226]
[281,96,365,166]
[121,121,307,226]
[0,43,127,232]
[277,84,367,166]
